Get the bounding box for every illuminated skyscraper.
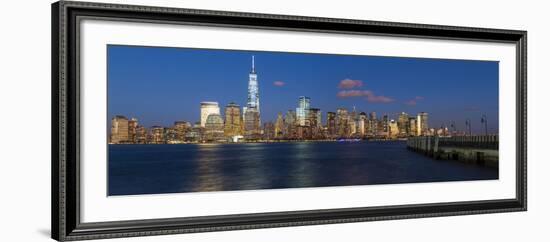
[110,115,129,144]
[398,112,409,136]
[247,56,260,113]
[409,117,418,136]
[128,118,138,144]
[417,112,429,136]
[389,119,399,138]
[136,126,147,144]
[274,112,285,138]
[284,110,297,138]
[244,56,261,134]
[336,108,350,137]
[296,96,311,126]
[200,102,220,127]
[205,114,225,141]
[326,112,336,137]
[174,121,192,142]
[224,102,242,137]
[150,126,164,144]
[244,108,261,139]
[349,107,358,135]
[308,108,322,138]
[358,112,367,136]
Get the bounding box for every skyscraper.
[417,112,429,136]
[110,115,129,144]
[244,56,261,135]
[284,110,297,139]
[246,56,260,113]
[150,126,164,144]
[205,114,225,141]
[128,118,138,143]
[326,112,336,137]
[174,121,191,142]
[398,112,409,136]
[224,102,242,137]
[274,112,285,138]
[358,112,367,136]
[308,108,322,138]
[296,96,311,126]
[136,126,147,144]
[336,108,350,137]
[200,102,220,127]
[244,108,261,139]
[408,117,418,136]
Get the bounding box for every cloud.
[405,100,418,106]
[404,96,425,106]
[273,81,285,87]
[338,79,363,89]
[337,90,369,98]
[337,90,394,103]
[366,94,395,103]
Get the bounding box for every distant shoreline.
[108,138,409,145]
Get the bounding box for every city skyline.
[108,45,499,134]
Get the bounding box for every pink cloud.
[338,79,363,89]
[405,100,418,106]
[337,90,369,98]
[404,96,425,106]
[273,81,285,87]
[337,90,394,103]
[367,94,394,103]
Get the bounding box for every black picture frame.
[52,1,527,241]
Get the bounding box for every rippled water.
[108,141,498,196]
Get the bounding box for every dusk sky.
[108,45,499,134]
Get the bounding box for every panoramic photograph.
[107,45,499,196]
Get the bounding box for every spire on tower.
[252,55,255,73]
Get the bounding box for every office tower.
[408,117,418,136]
[224,102,242,137]
[164,127,178,144]
[244,108,261,139]
[263,122,275,140]
[326,112,336,137]
[307,108,321,127]
[350,108,358,135]
[247,56,260,114]
[296,96,311,126]
[136,126,147,144]
[127,118,138,144]
[308,108,322,138]
[336,108,350,137]
[417,112,429,136]
[389,119,399,138]
[244,56,261,133]
[398,112,409,136]
[382,114,389,133]
[200,101,220,127]
[174,121,191,142]
[205,114,225,141]
[368,112,377,136]
[274,112,285,138]
[358,112,367,136]
[150,126,164,144]
[111,115,129,144]
[284,110,297,139]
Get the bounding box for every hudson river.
[108,141,498,196]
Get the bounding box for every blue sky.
[108,45,499,134]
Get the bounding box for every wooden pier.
[406,135,498,167]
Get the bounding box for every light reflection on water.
[108,141,498,196]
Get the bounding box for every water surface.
[108,141,498,196]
